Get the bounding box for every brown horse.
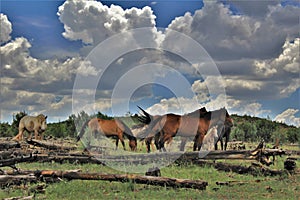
[12,114,47,141]
[77,118,137,151]
[137,107,209,152]
[137,107,233,151]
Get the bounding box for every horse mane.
[185,107,207,118]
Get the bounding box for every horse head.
[37,114,48,131]
[209,107,233,128]
[129,137,137,151]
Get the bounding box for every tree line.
[0,111,299,144]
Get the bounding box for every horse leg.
[34,130,39,140]
[220,138,224,150]
[193,133,201,151]
[180,137,187,151]
[154,132,162,151]
[115,139,119,150]
[120,135,126,150]
[145,137,151,153]
[214,140,218,150]
[224,134,228,150]
[195,133,204,151]
[12,129,24,141]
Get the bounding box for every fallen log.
[191,160,287,176]
[3,195,34,200]
[26,139,77,151]
[0,141,21,149]
[0,174,37,187]
[35,170,208,190]
[0,155,37,168]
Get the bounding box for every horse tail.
[76,118,90,142]
[137,106,153,125]
[137,116,163,141]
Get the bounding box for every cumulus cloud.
[0,14,12,44]
[274,109,300,127]
[0,13,100,121]
[166,1,299,60]
[1,1,299,122]
[57,0,157,46]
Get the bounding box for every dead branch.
[26,139,77,151]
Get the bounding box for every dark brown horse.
[138,107,233,151]
[215,125,231,150]
[77,118,137,151]
[137,107,208,152]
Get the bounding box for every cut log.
[36,170,208,190]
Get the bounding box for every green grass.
[1,156,299,200]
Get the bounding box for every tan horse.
[138,107,233,151]
[12,114,48,141]
[77,118,137,151]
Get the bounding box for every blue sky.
[0,0,299,126]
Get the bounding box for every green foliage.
[0,111,28,137]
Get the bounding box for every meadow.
[0,140,299,200]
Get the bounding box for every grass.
[1,140,299,199]
[1,156,299,200]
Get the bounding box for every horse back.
[19,115,46,131]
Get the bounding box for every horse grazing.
[77,118,137,151]
[12,114,48,141]
[137,107,233,152]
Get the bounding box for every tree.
[286,127,299,143]
[230,126,245,141]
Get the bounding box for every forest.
[0,111,299,144]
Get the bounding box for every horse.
[137,107,233,152]
[76,118,137,151]
[215,125,231,150]
[137,107,209,152]
[12,114,47,141]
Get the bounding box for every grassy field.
[0,154,299,200]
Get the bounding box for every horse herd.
[12,106,234,153]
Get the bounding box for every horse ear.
[45,116,48,119]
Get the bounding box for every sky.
[0,0,299,127]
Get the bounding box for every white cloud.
[225,78,263,91]
[253,38,300,76]
[1,1,299,123]
[0,14,12,44]
[275,109,300,127]
[166,2,299,60]
[57,0,157,46]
